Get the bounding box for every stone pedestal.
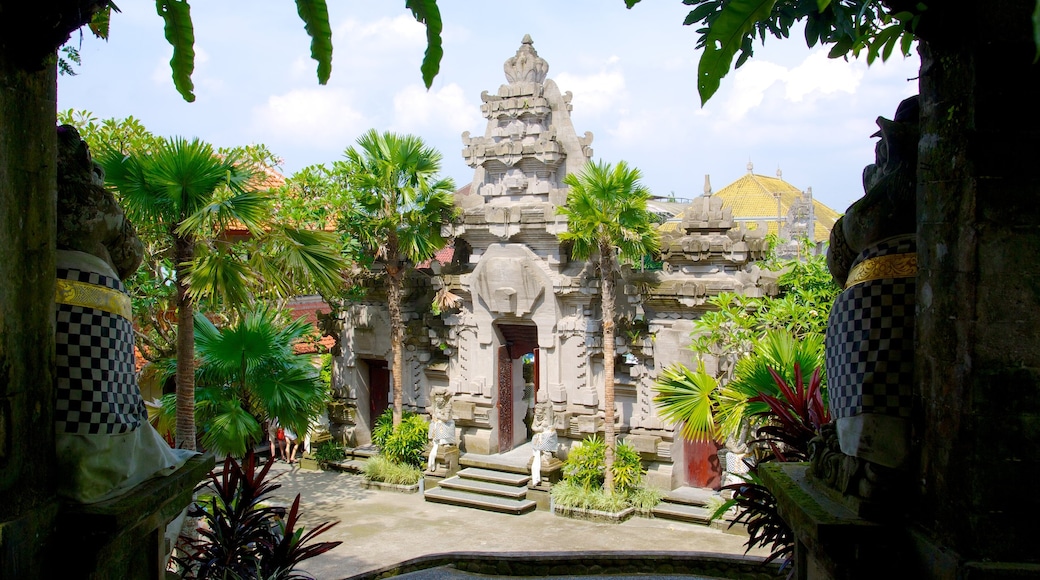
[53,453,214,579]
[759,463,904,580]
[526,456,563,485]
[425,445,460,478]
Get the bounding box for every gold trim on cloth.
[55,278,132,320]
[845,253,918,289]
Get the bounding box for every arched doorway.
[495,323,539,453]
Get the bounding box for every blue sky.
[57,1,919,214]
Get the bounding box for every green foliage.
[311,440,347,464]
[557,160,660,266]
[561,436,647,496]
[363,455,424,485]
[627,485,665,512]
[175,453,341,579]
[152,305,327,456]
[372,408,429,468]
[295,0,333,84]
[670,0,924,104]
[655,241,838,444]
[405,0,444,89]
[654,362,721,442]
[156,0,196,102]
[550,480,629,512]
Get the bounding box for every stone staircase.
[424,467,537,515]
[653,486,735,530]
[326,444,379,474]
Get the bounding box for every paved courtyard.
[258,461,770,580]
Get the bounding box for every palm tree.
[100,138,266,450]
[192,305,326,456]
[339,130,455,429]
[558,160,660,494]
[655,330,827,445]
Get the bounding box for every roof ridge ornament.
[504,34,548,84]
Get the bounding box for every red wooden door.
[368,359,390,431]
[497,345,513,452]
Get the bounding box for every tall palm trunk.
[386,262,405,429]
[174,233,196,450]
[600,244,617,494]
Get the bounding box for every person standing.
[284,425,299,464]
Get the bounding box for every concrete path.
[254,463,769,580]
[257,461,769,580]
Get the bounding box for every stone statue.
[54,125,194,503]
[427,387,456,472]
[529,400,558,486]
[816,97,919,503]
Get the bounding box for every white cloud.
[335,15,425,51]
[554,69,626,117]
[252,88,368,148]
[392,83,483,135]
[722,48,865,120]
[785,50,864,101]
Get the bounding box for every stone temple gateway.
[330,36,794,490]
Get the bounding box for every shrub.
[311,440,347,464]
[550,480,628,512]
[174,452,341,579]
[363,456,423,485]
[557,436,660,511]
[375,412,428,468]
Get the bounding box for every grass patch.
[363,456,423,485]
[551,480,630,512]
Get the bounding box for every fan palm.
[100,138,264,450]
[101,138,346,450]
[153,306,326,457]
[655,330,827,445]
[558,160,660,494]
[339,129,455,428]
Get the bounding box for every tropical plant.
[339,129,456,429]
[175,452,341,579]
[709,359,831,569]
[555,436,658,511]
[558,160,660,494]
[311,440,347,465]
[656,330,826,445]
[371,408,429,468]
[98,132,346,451]
[151,305,327,457]
[99,137,262,450]
[362,455,423,486]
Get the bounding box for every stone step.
[663,486,719,507]
[439,476,529,499]
[459,455,532,476]
[652,502,714,525]
[350,445,380,459]
[424,487,537,515]
[326,458,367,474]
[456,467,531,487]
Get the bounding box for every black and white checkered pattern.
[55,268,145,435]
[826,236,915,421]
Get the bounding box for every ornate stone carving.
[504,34,548,84]
[427,387,457,472]
[54,125,193,503]
[529,400,558,485]
[823,96,919,482]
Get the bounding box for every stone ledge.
[351,550,778,579]
[361,479,420,494]
[552,504,635,524]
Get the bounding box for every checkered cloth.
[430,420,456,444]
[825,236,915,421]
[55,267,146,435]
[532,430,558,453]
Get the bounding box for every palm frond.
[654,362,720,442]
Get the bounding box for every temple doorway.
[363,358,390,432]
[495,323,539,453]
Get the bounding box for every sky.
[57,1,920,214]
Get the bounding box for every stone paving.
[258,461,770,580]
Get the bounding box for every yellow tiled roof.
[657,172,841,241]
[714,173,839,241]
